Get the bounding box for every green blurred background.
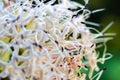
[74,0,120,80]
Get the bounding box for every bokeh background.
[74,0,120,80]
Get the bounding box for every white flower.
[0,0,114,80]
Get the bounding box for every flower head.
[0,0,114,80]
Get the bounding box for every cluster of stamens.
[0,0,114,80]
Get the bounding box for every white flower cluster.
[0,0,114,80]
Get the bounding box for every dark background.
[74,0,120,80]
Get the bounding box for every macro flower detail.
[0,0,115,80]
